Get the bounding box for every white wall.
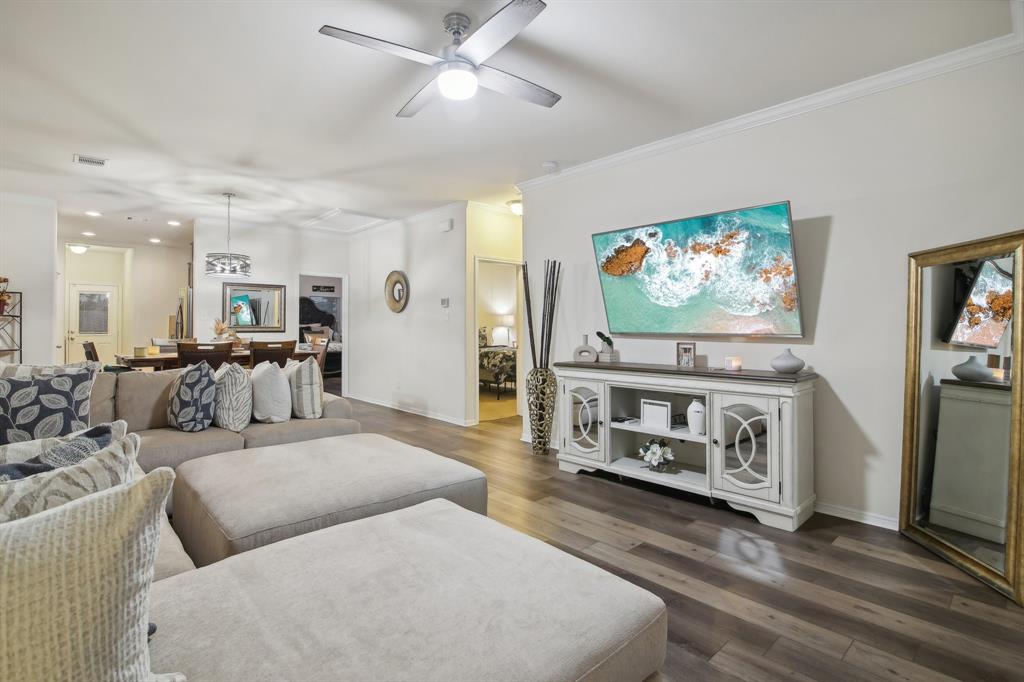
[346,203,469,424]
[127,243,190,347]
[192,221,348,343]
[520,53,1024,527]
[0,194,58,364]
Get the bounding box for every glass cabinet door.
[712,394,779,502]
[563,380,604,461]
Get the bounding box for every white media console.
[553,361,817,531]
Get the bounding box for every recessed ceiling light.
[85,211,102,217]
[69,244,89,255]
[149,238,161,244]
[167,220,181,226]
[81,231,96,237]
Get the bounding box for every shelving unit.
[554,360,817,531]
[0,291,22,364]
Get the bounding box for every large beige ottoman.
[150,499,667,682]
[173,433,487,567]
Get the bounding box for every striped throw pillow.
[0,433,140,522]
[213,363,252,433]
[0,468,184,682]
[285,357,324,419]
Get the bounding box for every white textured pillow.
[0,468,185,682]
[0,419,129,464]
[284,357,323,419]
[251,361,291,423]
[213,363,252,432]
[0,433,140,522]
[0,360,101,378]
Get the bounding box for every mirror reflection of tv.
[591,201,803,336]
[945,259,1013,348]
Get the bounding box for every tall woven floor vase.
[527,367,557,457]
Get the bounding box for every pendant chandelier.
[205,192,252,278]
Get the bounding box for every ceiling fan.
[319,0,561,117]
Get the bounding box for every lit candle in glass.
[724,356,742,371]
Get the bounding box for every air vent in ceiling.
[72,154,107,167]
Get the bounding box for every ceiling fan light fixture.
[437,60,478,101]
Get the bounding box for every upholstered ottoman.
[172,433,487,567]
[150,499,667,682]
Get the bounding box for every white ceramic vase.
[572,334,598,363]
[951,355,994,382]
[687,398,706,436]
[770,348,805,374]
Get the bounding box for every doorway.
[299,273,346,396]
[475,259,522,422]
[67,283,120,363]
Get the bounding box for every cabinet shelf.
[608,420,706,444]
[607,456,707,491]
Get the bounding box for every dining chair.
[313,336,329,373]
[176,341,235,370]
[82,341,100,362]
[249,340,296,368]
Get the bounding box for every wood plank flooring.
[344,398,1023,682]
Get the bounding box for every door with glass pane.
[562,379,604,462]
[712,393,780,502]
[67,284,120,363]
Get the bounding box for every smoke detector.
[73,153,107,167]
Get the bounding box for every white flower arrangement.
[639,438,674,471]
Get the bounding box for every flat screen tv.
[945,259,1013,348]
[592,201,803,336]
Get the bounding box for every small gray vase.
[770,348,805,374]
[951,355,993,382]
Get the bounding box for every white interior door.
[67,284,120,363]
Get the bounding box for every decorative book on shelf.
[0,290,22,364]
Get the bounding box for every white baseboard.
[814,502,898,531]
[346,393,472,427]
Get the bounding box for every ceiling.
[0,1,1013,238]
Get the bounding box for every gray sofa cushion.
[116,369,183,432]
[321,393,353,419]
[155,510,196,582]
[89,372,117,425]
[172,433,486,567]
[239,417,359,449]
[149,499,666,682]
[135,427,244,472]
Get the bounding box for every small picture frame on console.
[676,342,696,368]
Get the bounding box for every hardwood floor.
[344,398,1024,682]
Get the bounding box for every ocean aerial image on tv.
[592,201,802,335]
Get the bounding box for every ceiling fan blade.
[477,65,560,108]
[396,78,439,118]
[455,0,546,65]
[319,25,442,67]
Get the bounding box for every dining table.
[114,347,319,371]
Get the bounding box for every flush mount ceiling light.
[81,231,96,237]
[167,220,181,227]
[69,244,89,255]
[436,59,477,100]
[205,192,252,278]
[85,211,102,217]
[506,199,523,216]
[319,1,560,117]
[149,238,161,244]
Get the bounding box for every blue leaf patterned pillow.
[0,373,95,445]
[167,362,216,432]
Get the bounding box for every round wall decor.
[384,270,409,313]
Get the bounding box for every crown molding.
[517,3,1024,192]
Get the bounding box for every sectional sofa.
[88,369,361,472]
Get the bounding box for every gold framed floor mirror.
[901,231,1023,605]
